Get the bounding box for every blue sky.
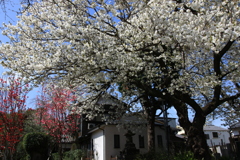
[0,1,226,127]
[0,1,39,108]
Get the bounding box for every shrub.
[23,132,49,160]
[15,141,30,160]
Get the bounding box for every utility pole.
[162,101,170,157]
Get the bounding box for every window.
[139,135,145,148]
[157,135,163,147]
[212,132,218,138]
[205,134,210,139]
[114,135,120,148]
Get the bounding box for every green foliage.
[15,141,30,160]
[173,151,196,160]
[52,152,61,160]
[70,143,78,151]
[23,118,45,134]
[52,149,84,160]
[134,150,198,160]
[63,149,84,160]
[20,154,30,160]
[134,150,169,160]
[23,132,49,155]
[22,109,47,134]
[218,156,234,160]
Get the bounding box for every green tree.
[23,108,46,134]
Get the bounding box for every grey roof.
[204,125,228,131]
[230,122,240,128]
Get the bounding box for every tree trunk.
[146,109,156,151]
[183,114,212,160]
[186,125,212,160]
[142,95,157,152]
[170,95,212,160]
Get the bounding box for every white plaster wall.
[155,126,167,150]
[133,127,148,154]
[104,125,150,160]
[102,125,167,160]
[92,129,104,160]
[104,125,126,160]
[205,130,230,147]
[91,124,173,160]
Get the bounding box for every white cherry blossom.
[0,0,239,158]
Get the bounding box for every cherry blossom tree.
[0,0,240,159]
[0,77,29,160]
[215,98,240,127]
[35,85,80,159]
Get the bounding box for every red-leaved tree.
[0,77,29,160]
[35,85,80,159]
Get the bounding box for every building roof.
[204,125,228,131]
[230,121,240,129]
[177,125,228,136]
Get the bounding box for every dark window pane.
[212,132,218,138]
[139,135,145,148]
[205,134,210,139]
[114,135,120,148]
[157,135,163,147]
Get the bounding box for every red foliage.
[36,85,80,143]
[0,77,29,153]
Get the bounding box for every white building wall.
[168,119,177,128]
[103,125,148,160]
[104,125,126,160]
[91,125,169,160]
[92,129,104,160]
[205,130,230,147]
[91,120,175,160]
[155,126,167,150]
[133,128,148,154]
